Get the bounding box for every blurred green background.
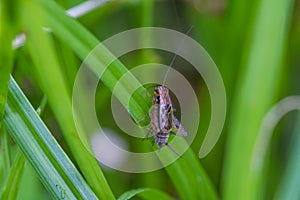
[1,0,300,199]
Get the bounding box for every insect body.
[148,85,187,155]
[154,86,173,133]
[153,86,187,136]
[146,27,193,155]
[148,103,170,149]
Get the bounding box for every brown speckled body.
[148,104,170,149]
[154,86,174,133]
[148,86,187,152]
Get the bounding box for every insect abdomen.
[154,132,169,149]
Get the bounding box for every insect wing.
[148,104,160,134]
[159,104,173,133]
[172,115,187,136]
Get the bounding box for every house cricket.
[145,27,193,156]
[146,86,187,156]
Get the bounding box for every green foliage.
[118,188,173,200]
[0,0,299,199]
[3,77,98,199]
[1,150,25,200]
[222,0,294,199]
[276,113,300,199]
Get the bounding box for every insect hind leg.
[170,131,187,137]
[142,128,154,141]
[165,143,182,158]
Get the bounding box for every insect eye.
[154,89,159,95]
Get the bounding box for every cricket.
[145,27,193,156]
[147,85,187,156]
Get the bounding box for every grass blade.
[3,77,98,199]
[20,0,115,199]
[275,113,300,199]
[0,0,18,184]
[0,150,25,200]
[0,0,15,130]
[40,0,150,123]
[39,2,219,199]
[20,1,219,199]
[118,188,173,200]
[222,0,294,199]
[0,129,11,177]
[165,147,218,200]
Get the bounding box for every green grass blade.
[38,2,218,199]
[0,0,16,129]
[20,1,115,199]
[275,113,300,200]
[218,0,256,97]
[21,1,218,199]
[0,0,17,183]
[165,147,218,200]
[40,0,150,123]
[1,129,11,176]
[156,138,218,199]
[3,77,98,200]
[222,0,294,199]
[0,150,25,200]
[118,188,173,200]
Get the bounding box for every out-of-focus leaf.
[118,188,173,200]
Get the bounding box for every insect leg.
[172,115,187,136]
[143,127,154,140]
[170,131,184,136]
[165,143,182,158]
[143,128,157,148]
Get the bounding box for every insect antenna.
[162,25,194,87]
